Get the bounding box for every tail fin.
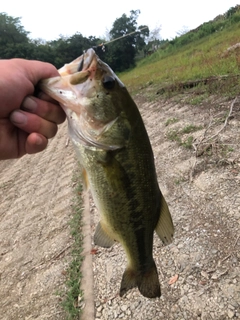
[120,263,161,298]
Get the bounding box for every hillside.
[120,5,240,98]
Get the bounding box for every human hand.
[0,59,66,160]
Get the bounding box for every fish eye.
[102,75,115,90]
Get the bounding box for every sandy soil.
[0,93,239,319]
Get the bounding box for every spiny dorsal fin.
[94,222,115,248]
[155,194,174,245]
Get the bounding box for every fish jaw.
[39,49,128,150]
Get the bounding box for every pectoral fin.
[94,222,115,248]
[155,194,174,245]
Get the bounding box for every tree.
[105,10,149,72]
[147,24,162,43]
[0,13,32,58]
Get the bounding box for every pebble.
[121,305,128,312]
[227,310,235,318]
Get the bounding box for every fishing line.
[92,26,148,52]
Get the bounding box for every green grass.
[57,167,84,320]
[118,22,240,98]
[166,124,203,149]
[165,118,179,126]
[181,124,203,134]
[181,136,194,149]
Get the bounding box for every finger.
[10,110,58,139]
[25,133,48,155]
[21,96,66,124]
[37,91,57,103]
[13,59,59,86]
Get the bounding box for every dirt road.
[0,94,239,319]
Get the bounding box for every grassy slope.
[119,21,240,98]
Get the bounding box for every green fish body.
[40,49,174,298]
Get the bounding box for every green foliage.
[166,130,181,143]
[168,6,240,48]
[166,124,202,149]
[0,13,31,58]
[1,4,240,76]
[119,6,240,98]
[0,10,149,72]
[181,136,194,149]
[181,124,203,134]
[105,10,149,72]
[165,118,179,126]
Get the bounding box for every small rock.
[227,309,235,318]
[201,271,209,279]
[121,304,128,312]
[97,305,103,312]
[228,304,235,310]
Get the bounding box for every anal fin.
[94,222,115,248]
[155,194,174,245]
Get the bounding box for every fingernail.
[22,97,37,111]
[35,135,43,145]
[10,110,27,125]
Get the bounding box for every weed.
[181,136,194,149]
[181,124,203,134]
[166,130,181,143]
[189,94,208,105]
[174,176,186,185]
[57,166,84,320]
[165,118,179,126]
[174,179,181,185]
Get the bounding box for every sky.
[2,0,240,41]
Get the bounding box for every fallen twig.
[189,97,238,181]
[233,235,240,248]
[65,137,70,147]
[203,97,236,143]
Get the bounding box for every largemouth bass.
[40,48,174,298]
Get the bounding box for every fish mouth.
[39,48,121,110]
[59,48,96,75]
[39,48,124,150]
[39,49,98,109]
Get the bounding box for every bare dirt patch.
[0,94,239,320]
[0,123,77,319]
